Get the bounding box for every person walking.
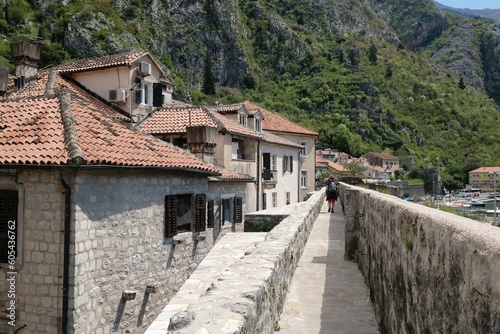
[326,175,338,212]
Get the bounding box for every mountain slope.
[2,0,500,189]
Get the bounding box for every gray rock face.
[64,12,138,57]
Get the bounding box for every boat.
[469,200,486,207]
[451,203,471,208]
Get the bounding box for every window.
[1,190,18,263]
[300,141,308,158]
[165,194,207,237]
[262,193,267,210]
[301,171,307,188]
[283,155,293,174]
[272,192,277,207]
[221,195,243,225]
[262,153,277,181]
[135,77,152,106]
[232,138,255,160]
[286,191,290,205]
[254,118,262,133]
[238,113,247,126]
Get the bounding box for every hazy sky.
[436,0,500,9]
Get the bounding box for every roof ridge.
[203,106,225,132]
[59,91,85,165]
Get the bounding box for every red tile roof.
[211,167,254,182]
[237,101,318,136]
[470,167,500,173]
[53,50,149,73]
[6,71,130,121]
[0,93,218,174]
[139,107,218,134]
[140,107,262,140]
[316,154,345,172]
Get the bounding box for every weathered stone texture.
[0,170,64,334]
[145,189,325,333]
[342,184,500,334]
[71,169,211,334]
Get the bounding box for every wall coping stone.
[145,190,325,333]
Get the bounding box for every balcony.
[262,169,277,187]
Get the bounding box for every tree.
[344,162,367,177]
[458,76,466,90]
[368,43,378,65]
[202,55,216,95]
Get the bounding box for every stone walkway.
[278,201,380,334]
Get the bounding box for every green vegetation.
[2,0,500,189]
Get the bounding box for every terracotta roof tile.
[0,94,219,174]
[262,131,301,148]
[470,167,500,173]
[140,106,262,140]
[211,167,254,181]
[6,71,130,121]
[53,50,148,73]
[235,101,318,136]
[139,107,218,134]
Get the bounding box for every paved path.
[278,201,379,334]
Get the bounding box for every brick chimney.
[11,40,42,89]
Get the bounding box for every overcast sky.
[435,0,500,9]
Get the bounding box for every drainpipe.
[57,170,71,334]
[256,140,261,211]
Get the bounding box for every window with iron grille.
[165,194,207,237]
[0,190,18,263]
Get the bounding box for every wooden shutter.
[153,83,163,107]
[194,194,206,232]
[263,153,270,169]
[207,200,214,228]
[290,155,293,173]
[234,197,243,223]
[0,190,18,263]
[165,195,177,237]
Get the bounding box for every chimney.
[186,126,218,164]
[11,40,42,90]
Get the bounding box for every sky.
[435,0,500,9]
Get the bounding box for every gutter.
[57,170,71,334]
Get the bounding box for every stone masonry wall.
[71,169,242,334]
[342,184,500,333]
[0,170,65,334]
[145,189,326,333]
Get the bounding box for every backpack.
[328,180,337,192]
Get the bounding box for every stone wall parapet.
[341,183,500,333]
[146,190,326,333]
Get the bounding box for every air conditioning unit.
[139,62,152,76]
[109,88,127,102]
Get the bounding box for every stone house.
[236,101,318,202]
[361,152,400,178]
[468,166,500,192]
[137,105,261,217]
[0,47,252,334]
[315,154,346,178]
[52,48,175,123]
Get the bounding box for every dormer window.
[238,113,247,126]
[254,118,262,133]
